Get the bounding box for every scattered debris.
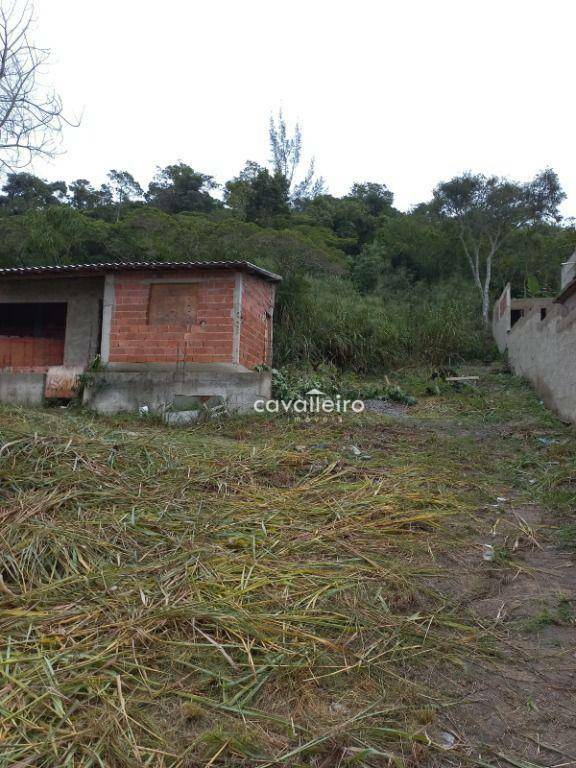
[483,543,495,561]
[163,410,200,426]
[345,444,372,460]
[437,730,457,750]
[426,368,480,395]
[537,437,559,446]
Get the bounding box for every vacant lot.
[0,369,575,767]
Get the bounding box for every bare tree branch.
[0,0,74,173]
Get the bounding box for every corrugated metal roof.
[0,260,282,283]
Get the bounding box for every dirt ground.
[425,500,576,766]
[392,374,576,767]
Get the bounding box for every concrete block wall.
[239,275,275,368]
[561,250,576,290]
[563,290,576,312]
[506,303,576,422]
[0,372,46,405]
[492,281,576,423]
[492,284,511,353]
[492,285,554,356]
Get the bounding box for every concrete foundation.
[83,364,272,415]
[0,372,46,406]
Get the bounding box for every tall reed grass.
[274,277,495,371]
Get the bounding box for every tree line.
[0,147,572,308]
[1,0,574,369]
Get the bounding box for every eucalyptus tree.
[107,170,143,222]
[433,169,565,322]
[269,110,325,205]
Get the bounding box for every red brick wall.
[240,276,275,368]
[0,336,64,370]
[108,270,236,364]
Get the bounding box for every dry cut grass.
[0,402,498,767]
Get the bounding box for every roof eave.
[0,260,282,283]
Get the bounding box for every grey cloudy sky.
[32,0,576,215]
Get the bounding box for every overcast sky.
[31,0,576,216]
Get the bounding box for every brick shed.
[0,261,281,413]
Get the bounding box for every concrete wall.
[492,284,511,353]
[505,302,576,423]
[493,282,576,423]
[562,288,576,313]
[0,372,46,405]
[83,363,272,414]
[492,284,553,356]
[0,277,103,369]
[561,250,576,290]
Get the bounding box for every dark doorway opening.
[510,308,523,327]
[0,302,67,339]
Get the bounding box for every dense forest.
[1,117,574,371]
[0,0,574,373]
